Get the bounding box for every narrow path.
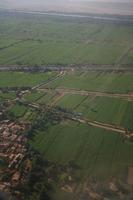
[24,102,133,138]
[71,117,126,134]
[32,72,64,90]
[16,72,64,100]
[50,93,65,106]
[53,108,133,137]
[37,88,133,101]
[115,47,133,65]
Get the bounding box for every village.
[0,119,31,198]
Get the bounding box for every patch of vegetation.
[24,92,44,103]
[0,12,133,65]
[0,72,56,87]
[57,95,133,130]
[24,91,57,105]
[47,71,133,93]
[0,159,7,169]
[9,103,28,118]
[30,121,133,180]
[0,91,16,100]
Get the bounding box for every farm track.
[50,93,65,106]
[37,88,133,101]
[0,40,25,52]
[32,72,64,90]
[16,72,65,100]
[7,70,133,137]
[71,116,126,134]
[116,47,133,65]
[24,102,133,138]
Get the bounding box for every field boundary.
[0,64,133,72]
[38,88,133,101]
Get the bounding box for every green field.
[8,103,37,122]
[22,108,37,121]
[30,119,133,199]
[0,71,132,93]
[57,95,133,130]
[24,91,57,105]
[0,71,56,87]
[31,121,133,180]
[47,71,133,93]
[122,49,133,64]
[24,91,44,102]
[9,103,28,117]
[0,10,133,200]
[0,91,16,100]
[57,94,85,109]
[1,71,133,93]
[0,11,133,65]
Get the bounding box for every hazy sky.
[0,0,131,6]
[0,0,131,4]
[0,0,131,7]
[0,0,133,15]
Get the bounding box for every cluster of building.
[0,120,31,197]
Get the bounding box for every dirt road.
[25,102,133,138]
[38,88,133,101]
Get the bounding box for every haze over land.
[0,0,133,199]
[0,0,133,15]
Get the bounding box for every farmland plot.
[9,103,28,117]
[0,91,16,100]
[0,71,57,87]
[56,95,133,130]
[24,91,44,103]
[47,71,133,93]
[0,12,133,65]
[24,91,58,105]
[0,11,133,200]
[31,121,133,179]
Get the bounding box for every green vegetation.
[0,12,133,65]
[57,94,85,109]
[0,159,7,169]
[37,92,57,104]
[0,71,56,87]
[24,91,57,105]
[23,109,38,122]
[122,49,133,64]
[0,10,133,200]
[31,121,133,179]
[24,91,43,102]
[57,95,133,130]
[9,103,28,117]
[8,102,37,122]
[0,91,16,100]
[47,71,133,93]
